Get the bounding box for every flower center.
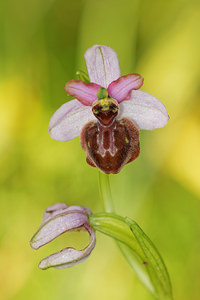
[92,98,119,126]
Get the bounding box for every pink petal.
[84,45,121,88]
[108,73,144,103]
[38,225,96,269]
[119,90,169,130]
[65,80,101,105]
[49,99,96,142]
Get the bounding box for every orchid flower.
[49,45,169,174]
[30,203,96,269]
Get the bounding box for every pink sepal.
[49,99,95,142]
[84,45,121,88]
[119,90,169,130]
[39,224,96,269]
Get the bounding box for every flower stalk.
[98,172,114,213]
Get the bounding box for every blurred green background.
[0,0,200,299]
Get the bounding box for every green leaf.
[89,213,173,300]
[126,217,173,300]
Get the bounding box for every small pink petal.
[84,45,121,88]
[108,73,144,103]
[39,225,96,269]
[119,90,169,130]
[65,80,101,105]
[49,99,96,142]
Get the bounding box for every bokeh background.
[0,0,200,299]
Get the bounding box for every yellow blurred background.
[0,0,200,299]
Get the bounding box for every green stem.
[98,172,114,213]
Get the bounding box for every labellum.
[80,96,140,174]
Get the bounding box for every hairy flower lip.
[30,203,96,269]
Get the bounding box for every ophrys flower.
[30,203,96,269]
[49,45,169,174]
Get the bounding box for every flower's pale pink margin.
[30,203,96,270]
[49,45,169,142]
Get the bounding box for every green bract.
[89,213,173,300]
